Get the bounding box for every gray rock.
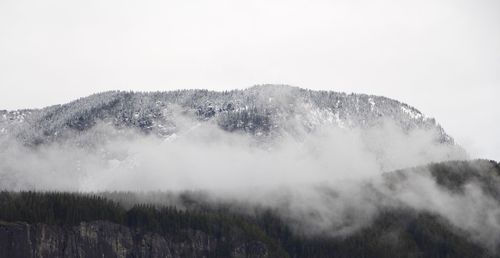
[0,221,270,258]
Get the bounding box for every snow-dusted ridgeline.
[0,85,453,145]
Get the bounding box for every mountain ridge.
[0,85,454,146]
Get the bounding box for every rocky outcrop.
[0,221,269,258]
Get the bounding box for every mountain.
[0,86,498,257]
[0,85,453,146]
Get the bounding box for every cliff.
[0,220,269,258]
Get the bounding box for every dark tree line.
[0,190,494,258]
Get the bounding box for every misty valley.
[1,86,499,257]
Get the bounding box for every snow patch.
[368,98,375,111]
[401,106,423,120]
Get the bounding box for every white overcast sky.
[0,0,499,160]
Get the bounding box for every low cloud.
[2,114,498,250]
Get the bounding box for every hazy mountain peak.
[0,85,453,146]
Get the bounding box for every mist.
[5,111,499,250]
[0,114,465,191]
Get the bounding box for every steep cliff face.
[0,221,269,258]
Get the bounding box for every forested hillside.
[1,160,498,258]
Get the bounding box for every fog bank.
[3,116,499,250]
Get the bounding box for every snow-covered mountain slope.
[0,85,453,145]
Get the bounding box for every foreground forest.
[1,160,499,258]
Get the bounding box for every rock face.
[0,221,269,258]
